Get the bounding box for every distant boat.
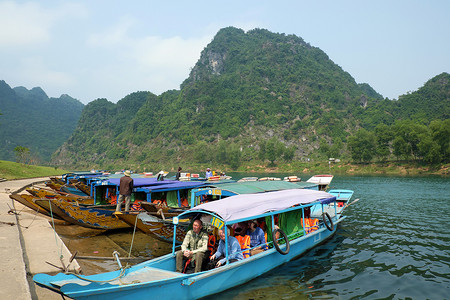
[306,174,334,191]
[283,175,301,182]
[34,189,349,300]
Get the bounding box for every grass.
[0,160,69,180]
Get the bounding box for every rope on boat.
[47,199,64,265]
[128,213,139,258]
[65,265,130,283]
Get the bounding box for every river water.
[57,173,450,299]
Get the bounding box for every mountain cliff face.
[0,80,84,162]
[51,27,449,169]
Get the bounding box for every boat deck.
[51,267,183,288]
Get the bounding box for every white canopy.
[186,189,335,223]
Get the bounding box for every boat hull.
[115,212,187,244]
[34,199,130,230]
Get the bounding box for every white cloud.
[0,1,87,47]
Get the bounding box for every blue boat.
[34,188,349,299]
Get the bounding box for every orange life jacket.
[152,199,167,207]
[110,195,117,205]
[180,198,189,208]
[301,218,319,234]
[131,201,142,211]
[207,234,217,258]
[235,235,251,258]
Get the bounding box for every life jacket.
[301,218,319,234]
[131,201,142,211]
[207,234,217,258]
[152,199,167,207]
[110,195,117,205]
[235,235,251,259]
[180,198,189,208]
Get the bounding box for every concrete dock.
[0,178,80,300]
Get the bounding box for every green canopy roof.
[206,180,317,195]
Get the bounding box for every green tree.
[258,141,266,161]
[14,146,30,163]
[228,144,242,169]
[348,129,376,162]
[392,136,411,160]
[374,124,393,161]
[430,119,450,162]
[284,145,296,162]
[417,134,441,164]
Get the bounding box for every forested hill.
[0,80,84,162]
[52,27,449,170]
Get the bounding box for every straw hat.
[124,170,131,177]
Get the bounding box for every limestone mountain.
[0,80,84,162]
[51,27,448,169]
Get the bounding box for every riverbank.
[0,178,80,300]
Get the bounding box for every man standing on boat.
[205,168,212,179]
[116,170,133,212]
[176,219,208,273]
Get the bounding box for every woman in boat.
[210,228,244,267]
[246,220,267,255]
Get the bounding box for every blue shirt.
[214,236,244,265]
[247,227,267,250]
[205,171,213,178]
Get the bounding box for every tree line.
[348,119,449,164]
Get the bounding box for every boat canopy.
[184,189,335,224]
[202,181,313,195]
[108,177,161,187]
[137,181,205,192]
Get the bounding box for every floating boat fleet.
[10,170,359,299]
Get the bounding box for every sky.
[0,1,449,104]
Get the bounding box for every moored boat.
[114,211,188,244]
[34,188,351,299]
[34,198,130,230]
[306,174,334,191]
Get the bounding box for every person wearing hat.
[116,170,134,212]
[205,168,212,179]
[157,170,165,181]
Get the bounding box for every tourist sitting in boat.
[210,228,244,267]
[233,224,251,259]
[176,219,208,273]
[246,220,267,256]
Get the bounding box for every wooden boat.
[27,187,93,202]
[115,211,188,244]
[34,188,350,299]
[33,198,130,230]
[139,201,187,214]
[9,193,63,219]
